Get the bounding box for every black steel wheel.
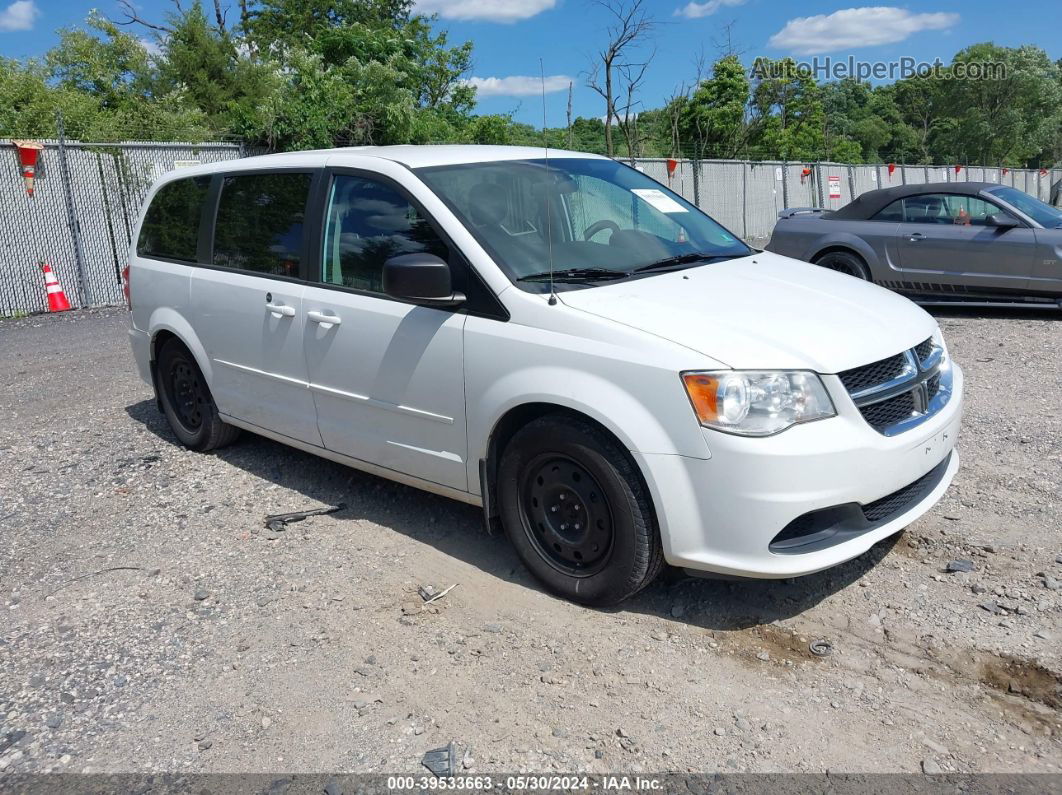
[497,413,663,606]
[814,250,870,280]
[169,357,206,433]
[156,338,239,452]
[520,454,615,577]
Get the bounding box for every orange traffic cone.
[41,263,72,312]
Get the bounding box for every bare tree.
[711,19,746,59]
[115,0,230,35]
[212,0,228,34]
[115,0,175,33]
[663,82,689,159]
[584,0,656,157]
[615,53,654,161]
[566,81,574,149]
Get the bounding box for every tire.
[156,338,240,452]
[496,413,663,606]
[814,250,870,280]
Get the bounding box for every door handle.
[307,310,342,327]
[908,232,925,242]
[265,303,295,318]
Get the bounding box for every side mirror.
[985,213,1020,230]
[382,253,465,307]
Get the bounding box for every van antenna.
[540,58,557,306]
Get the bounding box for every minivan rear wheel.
[156,338,239,452]
[497,414,663,606]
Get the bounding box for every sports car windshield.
[987,186,1062,228]
[416,158,751,288]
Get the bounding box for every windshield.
[987,186,1062,228]
[416,157,752,288]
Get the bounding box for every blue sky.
[1,0,1059,127]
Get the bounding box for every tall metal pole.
[56,110,91,307]
[692,157,701,208]
[741,161,748,241]
[781,160,789,209]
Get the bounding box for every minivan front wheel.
[156,339,239,452]
[497,414,663,606]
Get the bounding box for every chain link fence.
[0,138,252,316]
[1,142,1060,316]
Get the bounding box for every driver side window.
[902,193,1006,226]
[321,174,449,293]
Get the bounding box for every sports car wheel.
[815,250,869,280]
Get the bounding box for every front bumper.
[636,362,963,578]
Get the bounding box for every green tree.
[681,55,749,160]
[748,57,825,161]
[931,43,1062,166]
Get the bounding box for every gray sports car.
[766,182,1062,308]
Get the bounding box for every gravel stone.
[1,308,1060,776]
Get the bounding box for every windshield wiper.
[517,267,630,283]
[630,252,740,274]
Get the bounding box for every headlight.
[682,370,836,436]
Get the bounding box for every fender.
[147,306,214,385]
[805,231,882,270]
[467,365,711,494]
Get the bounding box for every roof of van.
[235,144,609,170]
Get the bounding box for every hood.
[559,251,937,373]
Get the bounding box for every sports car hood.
[559,251,937,373]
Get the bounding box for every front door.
[302,171,468,491]
[897,193,1036,293]
[189,170,323,445]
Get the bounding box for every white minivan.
[126,146,963,605]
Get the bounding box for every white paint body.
[127,146,963,578]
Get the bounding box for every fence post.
[781,160,789,209]
[55,111,91,307]
[691,157,701,208]
[815,163,824,207]
[846,164,855,200]
[741,160,748,240]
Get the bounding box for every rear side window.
[213,172,313,277]
[137,176,211,263]
[871,198,905,222]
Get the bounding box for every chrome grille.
[914,337,935,365]
[859,391,918,432]
[838,352,910,394]
[838,337,951,436]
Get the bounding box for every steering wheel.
[583,219,621,241]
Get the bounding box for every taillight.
[121,264,131,310]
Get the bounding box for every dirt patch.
[729,622,828,665]
[972,653,1062,710]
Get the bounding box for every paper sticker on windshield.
[631,188,688,213]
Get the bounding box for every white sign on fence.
[828,175,841,199]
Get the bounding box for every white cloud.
[415,0,555,23]
[0,0,39,31]
[138,37,163,56]
[674,0,747,20]
[465,75,573,98]
[768,7,959,56]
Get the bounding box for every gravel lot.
[1,306,1060,776]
